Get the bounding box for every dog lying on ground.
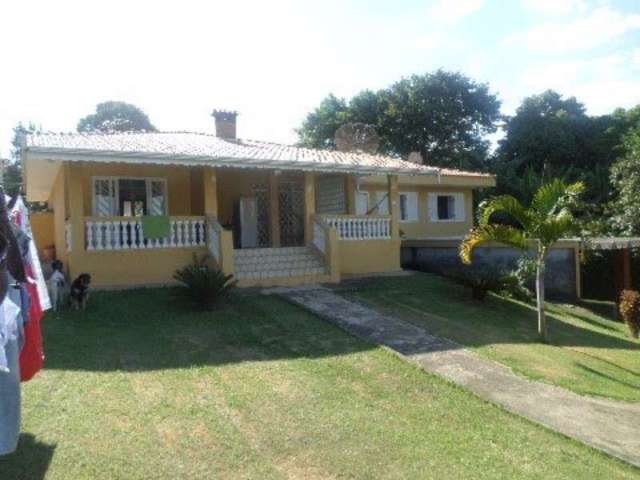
[48,260,67,311]
[70,273,91,311]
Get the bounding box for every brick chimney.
[211,110,238,139]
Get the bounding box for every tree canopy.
[77,101,157,133]
[494,90,629,209]
[609,119,640,235]
[297,70,501,170]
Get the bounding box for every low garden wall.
[401,239,580,300]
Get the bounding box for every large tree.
[78,101,157,133]
[297,70,501,170]
[609,119,640,235]
[494,91,625,207]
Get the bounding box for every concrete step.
[232,246,327,280]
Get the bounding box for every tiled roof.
[25,131,490,178]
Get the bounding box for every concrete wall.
[402,243,579,300]
[339,239,401,275]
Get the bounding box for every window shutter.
[93,178,116,216]
[406,192,418,221]
[454,193,465,221]
[427,193,438,221]
[149,180,167,216]
[376,191,389,215]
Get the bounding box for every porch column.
[387,175,400,239]
[67,163,85,254]
[269,172,280,247]
[202,166,218,217]
[346,175,358,214]
[304,172,315,244]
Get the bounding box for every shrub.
[173,254,236,310]
[448,265,507,301]
[618,290,640,339]
[500,257,535,303]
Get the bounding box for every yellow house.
[22,112,495,288]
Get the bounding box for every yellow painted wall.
[69,248,206,288]
[30,212,55,254]
[338,239,401,274]
[73,162,193,216]
[358,185,474,238]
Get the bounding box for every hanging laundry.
[0,189,30,456]
[10,196,50,382]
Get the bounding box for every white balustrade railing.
[85,217,206,251]
[322,215,391,240]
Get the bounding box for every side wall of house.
[357,184,475,238]
[51,167,68,266]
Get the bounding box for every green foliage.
[618,290,640,339]
[494,91,634,214]
[173,254,236,310]
[460,179,584,341]
[297,70,501,170]
[3,122,40,197]
[609,124,640,235]
[448,265,508,301]
[78,101,157,133]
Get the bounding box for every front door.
[278,180,305,247]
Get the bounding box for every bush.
[173,254,236,310]
[448,265,507,301]
[500,257,535,303]
[618,290,640,339]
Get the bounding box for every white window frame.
[428,192,465,223]
[399,191,418,223]
[92,176,168,217]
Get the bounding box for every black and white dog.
[70,273,91,311]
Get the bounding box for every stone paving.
[268,285,640,468]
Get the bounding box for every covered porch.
[54,161,401,287]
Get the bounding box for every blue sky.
[1,0,639,158]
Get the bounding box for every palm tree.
[459,179,585,341]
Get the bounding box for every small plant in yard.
[618,289,640,339]
[173,254,236,310]
[449,265,507,301]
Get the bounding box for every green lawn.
[340,272,640,402]
[1,288,638,479]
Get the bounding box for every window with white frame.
[92,177,168,217]
[399,192,418,222]
[428,192,465,222]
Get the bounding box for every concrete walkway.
[270,285,640,468]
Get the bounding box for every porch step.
[233,246,328,281]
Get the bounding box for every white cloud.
[517,54,640,115]
[633,48,640,67]
[428,0,484,23]
[520,0,588,16]
[512,6,640,53]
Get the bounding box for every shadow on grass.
[0,433,56,480]
[42,287,375,372]
[339,274,640,354]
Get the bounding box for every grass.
[340,272,640,402]
[0,288,638,479]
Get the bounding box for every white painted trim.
[427,192,465,223]
[91,175,168,217]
